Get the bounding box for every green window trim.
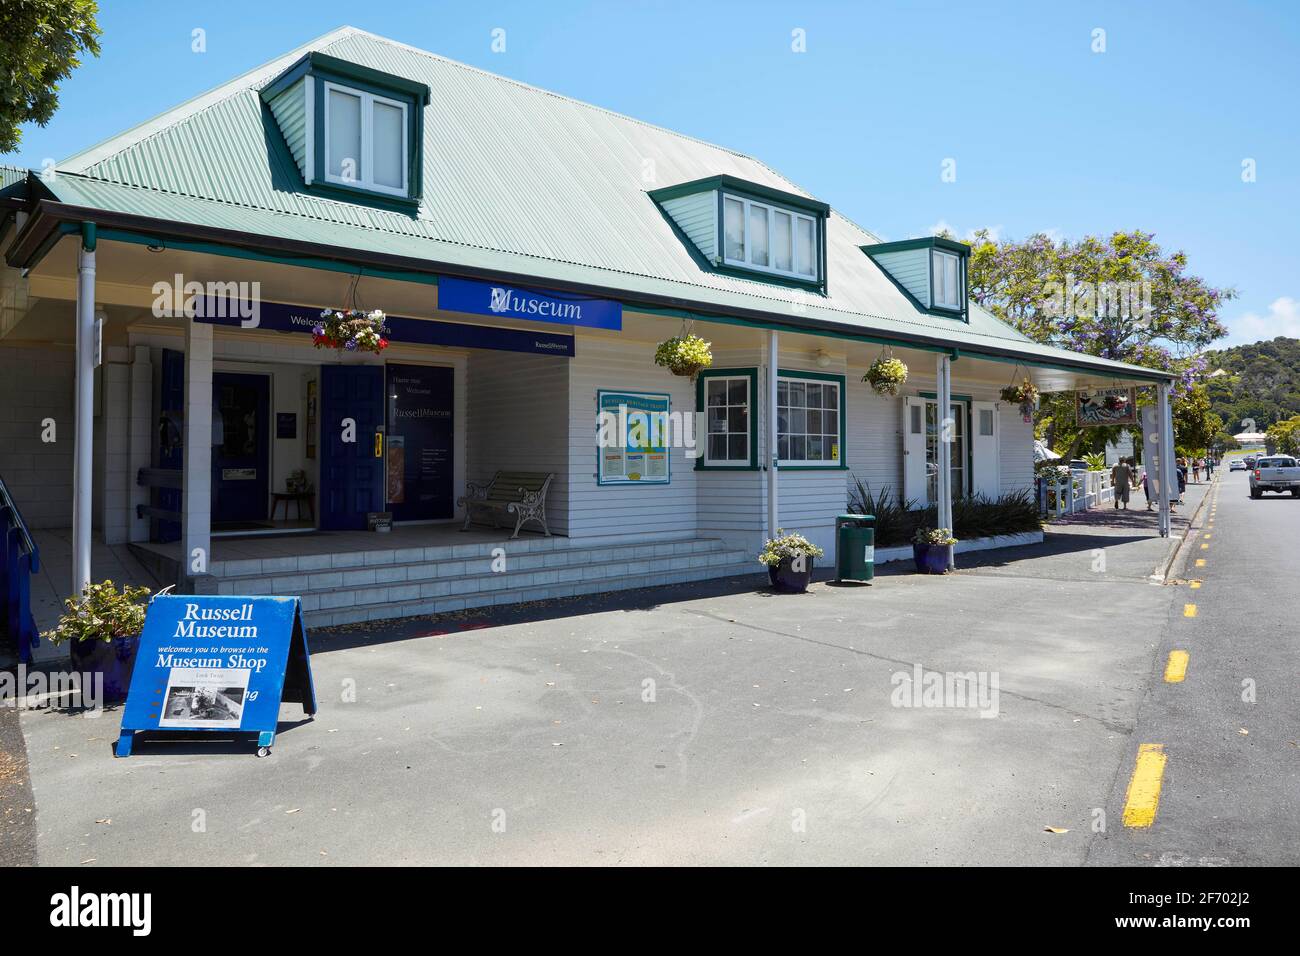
[776,368,848,470]
[694,367,759,470]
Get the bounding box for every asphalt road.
[1088,471,1300,865]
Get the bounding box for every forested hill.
[1203,337,1300,433]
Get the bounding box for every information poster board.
[596,390,671,485]
[116,595,317,757]
[1076,386,1137,427]
[385,364,454,521]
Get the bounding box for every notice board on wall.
[596,389,671,485]
[385,364,454,520]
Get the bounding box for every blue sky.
[9,0,1298,347]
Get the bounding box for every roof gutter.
[7,199,1175,383]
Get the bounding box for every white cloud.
[1223,296,1300,346]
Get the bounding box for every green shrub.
[42,579,151,644]
[846,478,1041,547]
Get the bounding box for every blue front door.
[320,365,384,530]
[211,372,271,525]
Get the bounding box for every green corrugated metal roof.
[40,27,1167,381]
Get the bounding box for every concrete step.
[206,545,754,611]
[205,529,710,578]
[299,559,763,629]
[199,537,730,592]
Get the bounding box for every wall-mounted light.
[146,243,165,253]
[815,348,832,369]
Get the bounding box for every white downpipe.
[937,353,953,568]
[766,330,779,540]
[73,242,96,598]
[1164,382,1175,538]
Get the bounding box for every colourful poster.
[596,390,671,485]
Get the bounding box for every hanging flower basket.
[863,355,909,396]
[312,309,391,354]
[1000,378,1040,418]
[654,333,713,379]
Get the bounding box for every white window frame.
[322,80,409,198]
[776,374,842,468]
[932,249,962,311]
[701,373,752,467]
[722,193,820,282]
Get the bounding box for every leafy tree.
[963,229,1236,460]
[1266,415,1300,456]
[1173,385,1221,457]
[0,0,101,154]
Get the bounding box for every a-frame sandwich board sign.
[116,595,317,757]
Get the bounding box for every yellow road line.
[1195,559,1206,567]
[1122,744,1168,828]
[1184,604,1197,617]
[1203,533,1212,540]
[1200,543,1209,550]
[1164,650,1190,682]
[1189,580,1202,589]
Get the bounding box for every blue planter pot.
[69,634,140,702]
[767,556,814,593]
[913,543,953,574]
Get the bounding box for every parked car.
[1249,456,1300,498]
[1229,459,1246,471]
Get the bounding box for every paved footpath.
[16,478,1264,867]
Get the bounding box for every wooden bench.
[457,471,554,538]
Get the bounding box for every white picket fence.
[1036,469,1117,517]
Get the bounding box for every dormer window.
[932,249,962,311]
[649,175,829,290]
[324,82,408,196]
[261,51,429,208]
[722,194,818,280]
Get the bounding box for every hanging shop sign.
[115,595,317,758]
[1076,386,1137,427]
[596,389,671,485]
[196,298,575,357]
[438,276,623,331]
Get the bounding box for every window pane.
[777,381,789,405]
[806,383,821,408]
[727,406,747,432]
[945,255,958,305]
[796,218,816,276]
[824,409,838,436]
[788,381,806,405]
[724,198,745,261]
[728,435,747,461]
[727,378,747,405]
[807,409,822,435]
[807,437,824,460]
[910,404,922,434]
[707,379,727,406]
[823,385,838,409]
[773,211,793,271]
[328,89,362,181]
[372,101,404,189]
[709,435,727,460]
[777,436,790,459]
[708,408,727,433]
[790,408,806,434]
[749,204,770,267]
[791,436,806,460]
[777,408,789,433]
[979,409,994,436]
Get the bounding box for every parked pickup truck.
[1249,456,1300,498]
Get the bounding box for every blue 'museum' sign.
[438,276,623,331]
[196,298,576,357]
[116,595,317,757]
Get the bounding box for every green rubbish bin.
[835,514,875,583]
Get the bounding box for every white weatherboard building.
[0,27,1177,643]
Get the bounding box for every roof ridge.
[334,28,814,186]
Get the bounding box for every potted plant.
[863,354,909,396]
[42,580,152,701]
[999,378,1040,418]
[654,333,713,379]
[312,309,391,354]
[758,529,825,592]
[912,527,957,574]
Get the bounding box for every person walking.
[1192,458,1201,482]
[1112,457,1133,510]
[1141,463,1152,511]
